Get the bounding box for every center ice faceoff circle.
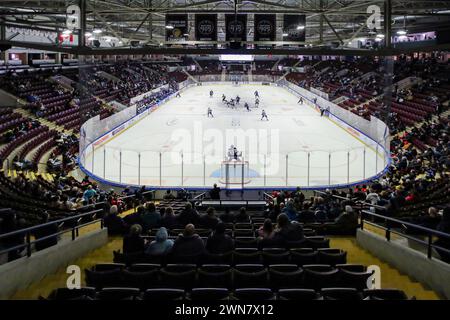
[85,84,386,188]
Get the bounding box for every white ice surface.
[84,84,386,188]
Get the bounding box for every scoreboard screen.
[219,54,254,62]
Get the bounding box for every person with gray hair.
[104,205,125,235]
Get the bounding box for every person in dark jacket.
[199,207,220,229]
[206,222,234,254]
[273,213,304,244]
[316,205,359,235]
[34,212,58,251]
[219,207,235,223]
[123,205,144,228]
[210,184,221,200]
[160,206,178,229]
[141,202,161,231]
[170,224,205,259]
[234,207,250,223]
[177,202,199,226]
[104,205,125,235]
[122,224,145,254]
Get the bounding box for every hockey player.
[210,90,214,98]
[298,96,303,104]
[176,91,181,98]
[222,94,226,102]
[254,90,259,98]
[255,98,259,108]
[245,102,251,111]
[261,109,268,121]
[236,95,240,104]
[207,107,214,118]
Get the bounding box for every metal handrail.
[360,209,450,259]
[0,209,103,240]
[118,189,156,201]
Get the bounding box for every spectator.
[170,224,205,259]
[141,202,161,231]
[206,222,234,254]
[123,205,144,227]
[123,224,145,254]
[234,207,250,223]
[219,207,235,223]
[83,185,96,202]
[210,183,221,200]
[160,206,178,229]
[163,190,175,200]
[273,213,304,244]
[145,227,174,256]
[199,207,220,229]
[177,202,199,225]
[258,219,274,239]
[282,200,298,221]
[104,205,125,235]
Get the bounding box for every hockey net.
[219,160,251,188]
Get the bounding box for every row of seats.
[86,263,370,290]
[46,287,409,301]
[114,247,346,266]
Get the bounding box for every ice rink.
[83,83,387,189]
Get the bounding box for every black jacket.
[171,234,205,258]
[206,233,234,254]
[123,234,145,254]
[273,222,304,243]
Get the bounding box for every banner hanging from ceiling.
[195,14,217,41]
[165,14,188,42]
[283,14,306,42]
[254,14,276,42]
[225,14,247,42]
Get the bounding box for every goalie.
[227,145,242,161]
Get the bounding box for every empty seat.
[190,288,230,300]
[97,287,141,300]
[92,263,125,272]
[233,288,275,300]
[85,269,123,289]
[234,237,258,248]
[233,248,262,264]
[363,289,408,300]
[161,265,197,289]
[317,249,347,265]
[305,237,330,249]
[121,269,160,290]
[277,289,320,300]
[143,288,185,300]
[262,248,290,265]
[47,287,96,300]
[321,288,362,300]
[338,268,374,290]
[268,264,303,289]
[128,263,161,272]
[290,249,318,266]
[303,265,339,290]
[233,264,268,288]
[197,264,233,288]
[203,251,233,265]
[234,229,255,237]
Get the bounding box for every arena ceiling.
[1,0,450,54]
